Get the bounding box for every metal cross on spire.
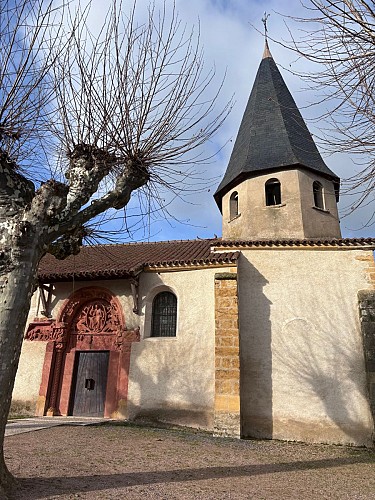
[262,12,270,41]
[261,12,271,59]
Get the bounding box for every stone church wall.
[238,247,374,446]
[12,290,46,413]
[127,267,232,430]
[13,267,229,428]
[13,247,374,446]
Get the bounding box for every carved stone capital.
[25,320,54,341]
[51,322,68,350]
[114,326,140,350]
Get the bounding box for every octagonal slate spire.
[214,42,340,210]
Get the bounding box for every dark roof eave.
[38,270,135,283]
[145,254,239,269]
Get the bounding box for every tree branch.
[58,157,150,236]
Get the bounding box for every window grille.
[151,292,177,337]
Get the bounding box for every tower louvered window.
[151,292,177,337]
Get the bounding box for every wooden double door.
[71,351,109,417]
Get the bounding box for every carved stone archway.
[26,286,139,418]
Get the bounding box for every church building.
[13,43,375,447]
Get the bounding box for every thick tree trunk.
[0,239,41,498]
[0,151,150,497]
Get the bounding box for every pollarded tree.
[0,0,231,495]
[285,0,375,217]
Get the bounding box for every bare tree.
[0,0,230,495]
[284,0,375,217]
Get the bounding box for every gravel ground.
[4,423,375,499]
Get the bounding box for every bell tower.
[214,42,341,240]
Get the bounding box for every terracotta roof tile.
[213,237,375,248]
[38,239,239,282]
[38,237,375,282]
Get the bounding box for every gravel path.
[4,423,375,499]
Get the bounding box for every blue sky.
[84,0,374,242]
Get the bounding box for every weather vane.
[262,12,270,41]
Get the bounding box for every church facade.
[12,43,375,447]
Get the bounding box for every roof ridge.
[213,237,375,247]
[266,58,299,165]
[262,39,272,59]
[78,237,220,249]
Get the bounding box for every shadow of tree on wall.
[125,254,373,444]
[127,272,215,429]
[272,274,373,445]
[237,258,272,439]
[128,346,214,428]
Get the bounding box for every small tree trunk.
[0,239,41,497]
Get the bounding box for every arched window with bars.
[151,291,177,337]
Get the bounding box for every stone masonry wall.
[357,253,375,441]
[358,289,375,435]
[214,272,240,438]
